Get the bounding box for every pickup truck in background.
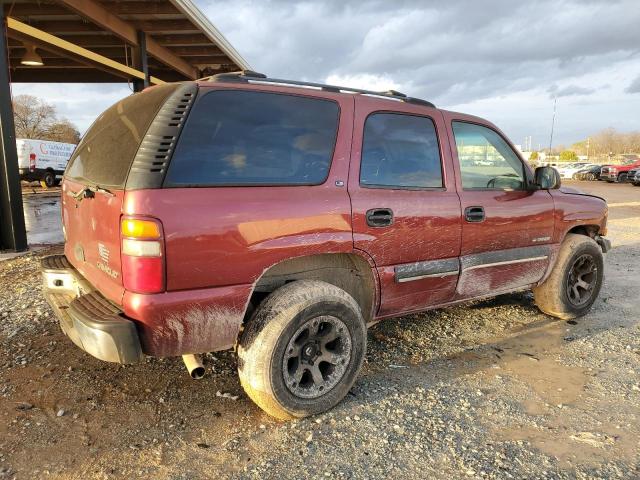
[600,158,640,183]
[17,138,76,188]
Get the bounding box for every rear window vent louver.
[126,83,198,190]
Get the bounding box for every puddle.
[22,194,63,244]
[457,319,639,468]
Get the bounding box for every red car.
[42,71,610,419]
[600,158,640,182]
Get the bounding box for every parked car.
[600,158,640,183]
[556,163,596,179]
[17,138,76,188]
[627,168,640,186]
[574,165,602,181]
[41,71,611,419]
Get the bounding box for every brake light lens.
[121,217,164,294]
[29,153,36,172]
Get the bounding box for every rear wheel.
[533,234,604,319]
[40,171,56,189]
[238,280,366,420]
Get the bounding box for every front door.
[443,114,555,299]
[349,98,462,317]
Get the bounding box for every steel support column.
[133,30,149,92]
[0,9,27,251]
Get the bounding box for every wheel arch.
[241,252,378,335]
[566,224,600,238]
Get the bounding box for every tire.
[40,171,56,189]
[533,234,604,320]
[617,173,626,183]
[238,280,366,420]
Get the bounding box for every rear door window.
[164,90,339,186]
[65,83,178,187]
[359,113,443,189]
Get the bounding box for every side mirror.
[534,166,561,190]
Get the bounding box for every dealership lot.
[0,180,638,479]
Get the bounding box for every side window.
[360,113,443,188]
[165,90,339,186]
[452,122,525,190]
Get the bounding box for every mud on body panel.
[123,284,253,357]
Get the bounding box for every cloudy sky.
[12,0,640,149]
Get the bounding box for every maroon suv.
[42,71,610,419]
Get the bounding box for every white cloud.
[11,0,640,147]
[324,73,402,92]
[11,83,132,133]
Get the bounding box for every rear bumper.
[41,255,143,364]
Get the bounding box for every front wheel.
[238,280,366,420]
[40,171,56,189]
[533,234,604,319]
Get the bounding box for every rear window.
[65,83,179,187]
[164,90,339,186]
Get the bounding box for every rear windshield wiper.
[70,184,115,202]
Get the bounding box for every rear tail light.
[29,153,36,172]
[121,217,165,294]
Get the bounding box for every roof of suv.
[197,70,437,109]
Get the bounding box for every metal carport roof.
[0,0,251,251]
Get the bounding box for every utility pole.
[548,96,557,157]
[586,137,590,161]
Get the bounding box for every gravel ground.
[0,180,639,479]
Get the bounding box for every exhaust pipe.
[182,354,205,379]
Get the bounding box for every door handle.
[464,206,485,222]
[366,208,394,227]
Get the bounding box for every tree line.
[12,94,81,144]
[570,128,640,157]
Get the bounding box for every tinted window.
[360,113,443,188]
[165,91,339,186]
[66,83,178,187]
[452,122,525,190]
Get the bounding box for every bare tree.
[46,118,81,144]
[571,127,640,160]
[12,94,55,139]
[12,94,80,144]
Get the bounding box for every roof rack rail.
[205,71,436,108]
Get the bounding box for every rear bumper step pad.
[41,255,143,364]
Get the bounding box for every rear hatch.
[61,83,185,304]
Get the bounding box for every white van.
[17,138,76,188]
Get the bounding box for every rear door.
[349,97,462,317]
[62,83,180,304]
[443,113,555,299]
